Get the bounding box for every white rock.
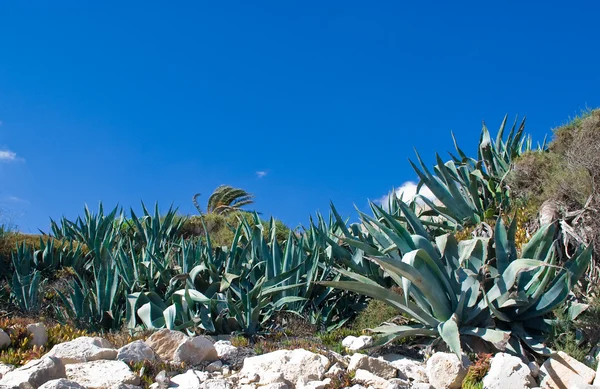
[117,340,156,364]
[206,361,223,373]
[239,373,259,384]
[324,363,344,378]
[38,378,86,389]
[0,356,66,389]
[386,378,410,389]
[146,330,218,364]
[240,349,330,388]
[258,372,287,385]
[112,385,143,389]
[260,384,288,389]
[0,362,15,378]
[540,351,596,389]
[194,371,210,382]
[46,337,117,364]
[482,353,535,389]
[353,369,392,389]
[65,360,140,389]
[425,353,469,389]
[299,378,331,389]
[348,354,398,380]
[341,336,374,351]
[213,341,238,359]
[595,359,600,386]
[380,354,427,383]
[199,378,230,389]
[411,384,435,389]
[0,328,11,349]
[26,323,48,348]
[169,370,201,389]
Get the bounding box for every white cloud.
[0,150,18,161]
[256,171,268,178]
[377,181,436,209]
[6,196,29,204]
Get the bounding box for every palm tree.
[193,185,255,215]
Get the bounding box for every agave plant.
[11,243,45,313]
[318,201,592,358]
[410,116,535,231]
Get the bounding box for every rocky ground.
[0,324,598,389]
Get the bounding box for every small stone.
[425,352,469,389]
[199,378,230,389]
[26,323,48,348]
[213,341,237,359]
[117,340,156,364]
[386,378,410,389]
[156,370,170,388]
[146,330,217,364]
[206,361,223,373]
[348,354,398,380]
[341,336,373,351]
[411,384,435,389]
[260,384,288,389]
[325,363,344,378]
[380,354,427,383]
[528,361,540,378]
[112,385,143,389]
[0,329,11,349]
[300,378,331,389]
[38,378,86,389]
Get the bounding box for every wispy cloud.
[5,196,30,204]
[256,171,268,178]
[0,150,19,162]
[377,181,436,209]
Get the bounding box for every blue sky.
[1,1,599,233]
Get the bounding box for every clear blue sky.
[1,1,599,233]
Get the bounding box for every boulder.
[341,336,373,351]
[65,360,140,389]
[425,353,469,389]
[348,354,398,380]
[117,340,156,364]
[540,351,596,389]
[380,354,427,383]
[482,353,535,389]
[146,330,218,364]
[240,349,330,388]
[26,324,48,348]
[0,356,66,389]
[46,337,117,364]
[0,329,11,349]
[206,361,223,373]
[38,379,86,389]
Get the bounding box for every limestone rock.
[0,356,66,389]
[260,384,288,389]
[528,361,540,378]
[199,378,230,389]
[386,378,411,389]
[26,324,48,348]
[299,378,331,389]
[38,378,86,389]
[324,363,344,378]
[46,337,117,364]
[348,354,398,380]
[353,369,393,389]
[540,351,596,389]
[117,340,156,364]
[425,353,469,389]
[112,385,143,389]
[341,336,373,351]
[482,353,535,389]
[213,341,237,359]
[0,329,11,349]
[411,384,435,389]
[595,360,600,386]
[206,361,223,373]
[168,370,201,389]
[380,354,427,383]
[0,362,15,378]
[65,360,140,389]
[240,349,330,388]
[146,330,217,364]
